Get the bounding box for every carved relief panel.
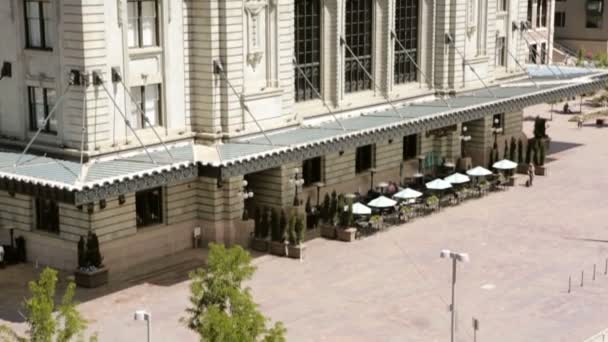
[243,0,279,94]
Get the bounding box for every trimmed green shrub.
[517,138,524,164]
[503,140,508,159]
[254,207,262,238]
[509,137,517,161]
[295,215,305,245]
[280,210,288,242]
[322,193,331,222]
[288,212,297,245]
[539,141,546,166]
[86,232,103,268]
[270,208,281,242]
[260,207,270,239]
[525,140,532,164]
[77,236,86,268]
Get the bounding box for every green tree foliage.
[279,211,288,242]
[294,215,305,246]
[270,208,281,242]
[0,268,96,342]
[321,193,331,222]
[77,237,86,269]
[517,138,524,164]
[503,140,508,160]
[509,137,517,162]
[183,244,286,342]
[260,208,270,239]
[346,201,354,228]
[85,233,103,269]
[287,213,297,245]
[539,141,546,166]
[329,191,338,221]
[336,195,345,226]
[525,140,532,164]
[253,208,262,238]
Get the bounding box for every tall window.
[527,0,533,24]
[355,144,374,173]
[127,0,159,48]
[586,0,604,28]
[403,134,418,160]
[302,157,322,185]
[24,0,53,49]
[294,0,321,102]
[496,37,506,67]
[28,86,57,134]
[131,84,161,128]
[540,43,547,64]
[35,198,59,234]
[394,0,418,85]
[344,0,373,93]
[497,0,507,12]
[529,44,537,63]
[136,187,163,228]
[539,0,547,27]
[555,11,566,27]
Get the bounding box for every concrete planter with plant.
[75,232,108,288]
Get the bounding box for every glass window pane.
[128,19,139,47]
[26,2,40,18]
[141,1,157,17]
[144,85,160,126]
[28,20,42,47]
[141,17,157,46]
[44,18,53,48]
[46,89,57,132]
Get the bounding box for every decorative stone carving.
[245,0,268,69]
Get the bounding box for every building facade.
[0,0,603,272]
[555,0,608,55]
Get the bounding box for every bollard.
[568,276,571,293]
[594,264,596,281]
[581,271,584,287]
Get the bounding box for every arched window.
[294,0,321,102]
[394,0,418,84]
[344,0,373,93]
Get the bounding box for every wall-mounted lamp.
[99,199,107,209]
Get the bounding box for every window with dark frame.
[136,187,163,228]
[540,43,547,64]
[497,0,507,12]
[527,0,533,24]
[492,113,505,129]
[131,84,162,128]
[529,44,537,63]
[403,134,418,160]
[555,11,566,27]
[302,157,322,186]
[294,0,321,102]
[496,37,506,67]
[355,144,374,173]
[24,0,53,50]
[586,0,604,28]
[28,86,57,134]
[394,0,418,85]
[35,198,60,234]
[344,0,373,93]
[127,0,159,48]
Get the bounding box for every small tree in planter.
[288,214,307,259]
[493,148,499,165]
[488,148,495,169]
[330,191,338,222]
[503,140,508,159]
[509,137,517,162]
[269,208,285,256]
[532,140,540,166]
[517,138,524,164]
[335,194,345,227]
[251,207,270,252]
[337,200,357,242]
[320,193,336,239]
[525,141,532,164]
[74,232,108,288]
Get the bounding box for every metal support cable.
[293,58,347,131]
[505,48,540,88]
[213,61,274,146]
[391,30,452,108]
[94,73,158,165]
[115,76,175,163]
[340,37,405,118]
[445,33,497,98]
[520,35,563,79]
[527,35,568,78]
[14,84,73,168]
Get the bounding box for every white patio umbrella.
[444,173,471,184]
[425,178,453,190]
[344,202,372,215]
[466,166,493,177]
[367,196,397,208]
[492,159,517,170]
[393,188,423,200]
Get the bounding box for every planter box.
[269,241,287,256]
[75,268,109,288]
[287,245,306,259]
[517,164,529,175]
[337,228,357,242]
[250,238,269,252]
[320,225,336,239]
[535,166,547,176]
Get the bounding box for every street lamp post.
[440,249,470,342]
[239,180,254,219]
[460,126,472,158]
[134,310,152,342]
[289,168,305,206]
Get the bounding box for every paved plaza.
[2,102,608,341]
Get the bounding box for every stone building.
[555,0,608,55]
[0,0,604,271]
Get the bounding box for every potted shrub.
[425,195,439,213]
[337,200,357,242]
[320,192,337,239]
[75,232,109,288]
[288,214,307,259]
[269,208,286,256]
[250,207,270,252]
[509,137,517,162]
[400,206,413,222]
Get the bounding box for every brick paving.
[2,100,608,341]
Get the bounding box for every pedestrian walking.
[577,116,584,128]
[528,163,535,187]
